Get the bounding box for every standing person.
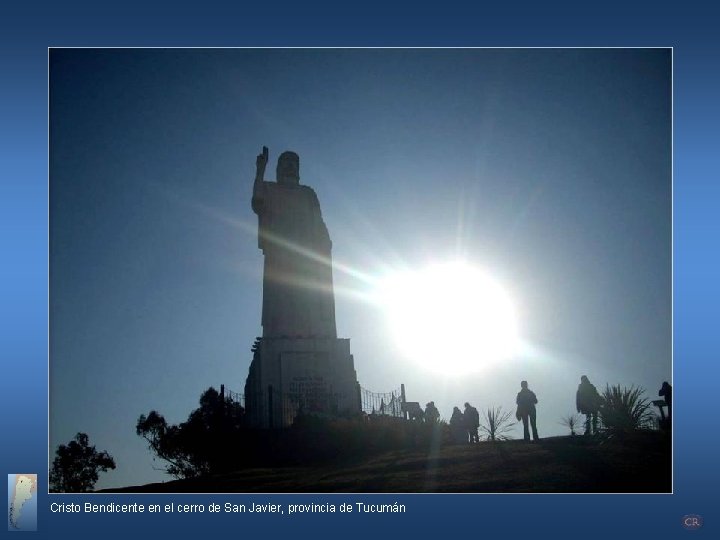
[659,381,672,422]
[425,401,440,424]
[464,402,480,443]
[576,375,602,435]
[449,406,466,444]
[516,381,540,442]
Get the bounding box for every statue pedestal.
[244,337,361,428]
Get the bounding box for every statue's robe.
[252,180,337,338]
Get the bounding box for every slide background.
[2,1,718,538]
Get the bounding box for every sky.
[49,48,671,490]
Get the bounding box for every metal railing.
[224,383,407,426]
[360,386,404,417]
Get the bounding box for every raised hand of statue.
[255,146,269,181]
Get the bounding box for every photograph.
[49,47,671,494]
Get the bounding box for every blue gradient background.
[1,2,718,539]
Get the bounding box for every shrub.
[479,406,516,441]
[559,413,582,436]
[599,384,655,434]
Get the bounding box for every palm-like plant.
[479,406,516,441]
[559,413,582,436]
[599,384,655,434]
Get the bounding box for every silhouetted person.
[425,401,440,424]
[659,381,672,421]
[516,381,539,441]
[464,402,480,443]
[576,375,602,435]
[449,406,466,444]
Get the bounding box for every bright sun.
[374,262,519,375]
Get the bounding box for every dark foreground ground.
[103,431,671,493]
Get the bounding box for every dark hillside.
[103,432,670,493]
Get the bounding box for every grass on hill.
[103,430,670,493]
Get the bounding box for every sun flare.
[375,262,519,375]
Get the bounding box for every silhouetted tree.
[136,387,245,479]
[49,433,116,492]
[479,406,516,441]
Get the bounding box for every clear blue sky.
[49,48,671,489]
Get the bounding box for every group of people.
[423,377,673,444]
[513,377,673,441]
[426,381,542,444]
[448,402,481,444]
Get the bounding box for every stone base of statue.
[244,337,361,428]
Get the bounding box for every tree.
[479,406,516,441]
[49,433,116,492]
[136,387,245,479]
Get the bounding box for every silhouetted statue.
[449,406,466,444]
[244,147,360,428]
[576,375,602,435]
[425,401,440,424]
[659,381,672,421]
[516,381,539,441]
[464,402,480,443]
[252,146,336,338]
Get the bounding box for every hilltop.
[102,432,670,493]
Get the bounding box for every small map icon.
[7,474,38,532]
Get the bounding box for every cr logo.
[682,515,703,530]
